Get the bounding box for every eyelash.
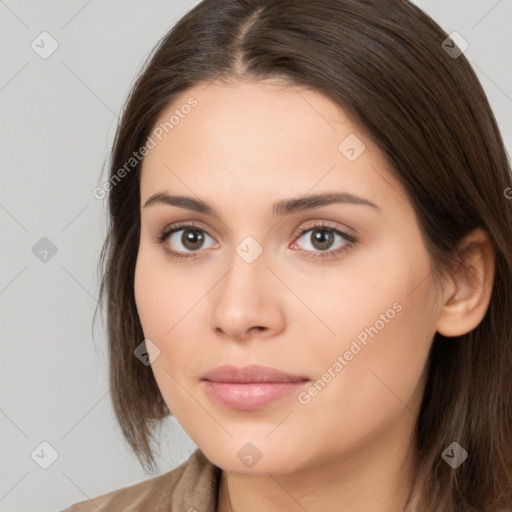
[153,220,357,261]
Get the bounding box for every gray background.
[1,1,511,511]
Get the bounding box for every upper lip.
[201,364,309,383]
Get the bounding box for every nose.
[209,247,285,342]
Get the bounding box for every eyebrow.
[143,191,382,217]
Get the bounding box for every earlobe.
[436,228,495,337]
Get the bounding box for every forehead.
[149,78,357,151]
[139,79,406,213]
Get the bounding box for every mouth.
[201,364,310,410]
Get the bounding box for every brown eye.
[289,222,357,261]
[293,226,351,253]
[180,229,206,251]
[309,229,335,251]
[160,225,217,255]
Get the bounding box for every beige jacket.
[61,449,221,512]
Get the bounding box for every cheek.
[294,240,436,413]
[134,249,203,405]
[134,247,186,339]
[134,252,160,336]
[301,271,436,434]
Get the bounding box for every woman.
[63,0,512,510]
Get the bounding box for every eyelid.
[156,219,214,239]
[290,220,356,242]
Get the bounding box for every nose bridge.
[210,233,281,336]
[219,235,270,307]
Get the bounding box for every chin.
[199,437,306,475]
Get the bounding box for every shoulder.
[61,448,221,512]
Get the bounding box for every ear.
[436,227,495,337]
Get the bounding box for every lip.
[201,364,309,410]
[201,364,308,383]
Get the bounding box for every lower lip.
[202,380,308,410]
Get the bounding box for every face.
[134,78,442,476]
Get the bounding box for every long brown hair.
[94,0,512,509]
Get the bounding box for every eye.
[290,222,356,260]
[154,221,218,259]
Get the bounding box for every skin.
[134,78,495,512]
